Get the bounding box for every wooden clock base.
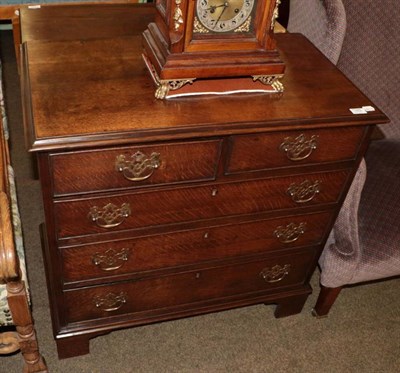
[142,53,285,99]
[142,23,286,99]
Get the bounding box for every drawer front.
[55,170,349,239]
[62,211,333,283]
[63,248,316,323]
[50,139,222,196]
[226,127,365,174]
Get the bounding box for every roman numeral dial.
[196,0,255,33]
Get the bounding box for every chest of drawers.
[20,14,387,358]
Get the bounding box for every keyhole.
[204,232,210,239]
[195,272,201,279]
[211,188,218,197]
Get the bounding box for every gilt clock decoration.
[143,0,285,98]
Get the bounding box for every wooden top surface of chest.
[19,6,387,152]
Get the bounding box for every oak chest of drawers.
[20,10,387,359]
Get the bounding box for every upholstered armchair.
[288,0,400,316]
[287,0,346,64]
[0,59,47,371]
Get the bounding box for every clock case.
[142,0,286,98]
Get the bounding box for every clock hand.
[213,2,229,29]
[206,4,227,13]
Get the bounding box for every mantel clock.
[142,0,285,98]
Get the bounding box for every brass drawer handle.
[88,203,131,228]
[287,180,321,203]
[115,151,161,181]
[279,134,318,161]
[93,292,127,312]
[92,248,131,271]
[274,222,307,244]
[260,264,291,283]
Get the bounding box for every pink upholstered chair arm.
[319,159,366,288]
[288,0,346,64]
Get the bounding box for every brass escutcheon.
[274,222,307,244]
[115,151,161,182]
[88,203,131,229]
[287,180,321,203]
[93,292,127,312]
[92,248,131,271]
[260,264,291,283]
[279,134,318,161]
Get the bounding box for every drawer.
[50,139,222,196]
[55,170,350,239]
[63,248,317,323]
[226,127,365,174]
[62,211,333,284]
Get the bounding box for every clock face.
[196,0,256,33]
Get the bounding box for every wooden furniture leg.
[274,294,308,318]
[56,334,91,359]
[7,280,48,373]
[312,285,342,318]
